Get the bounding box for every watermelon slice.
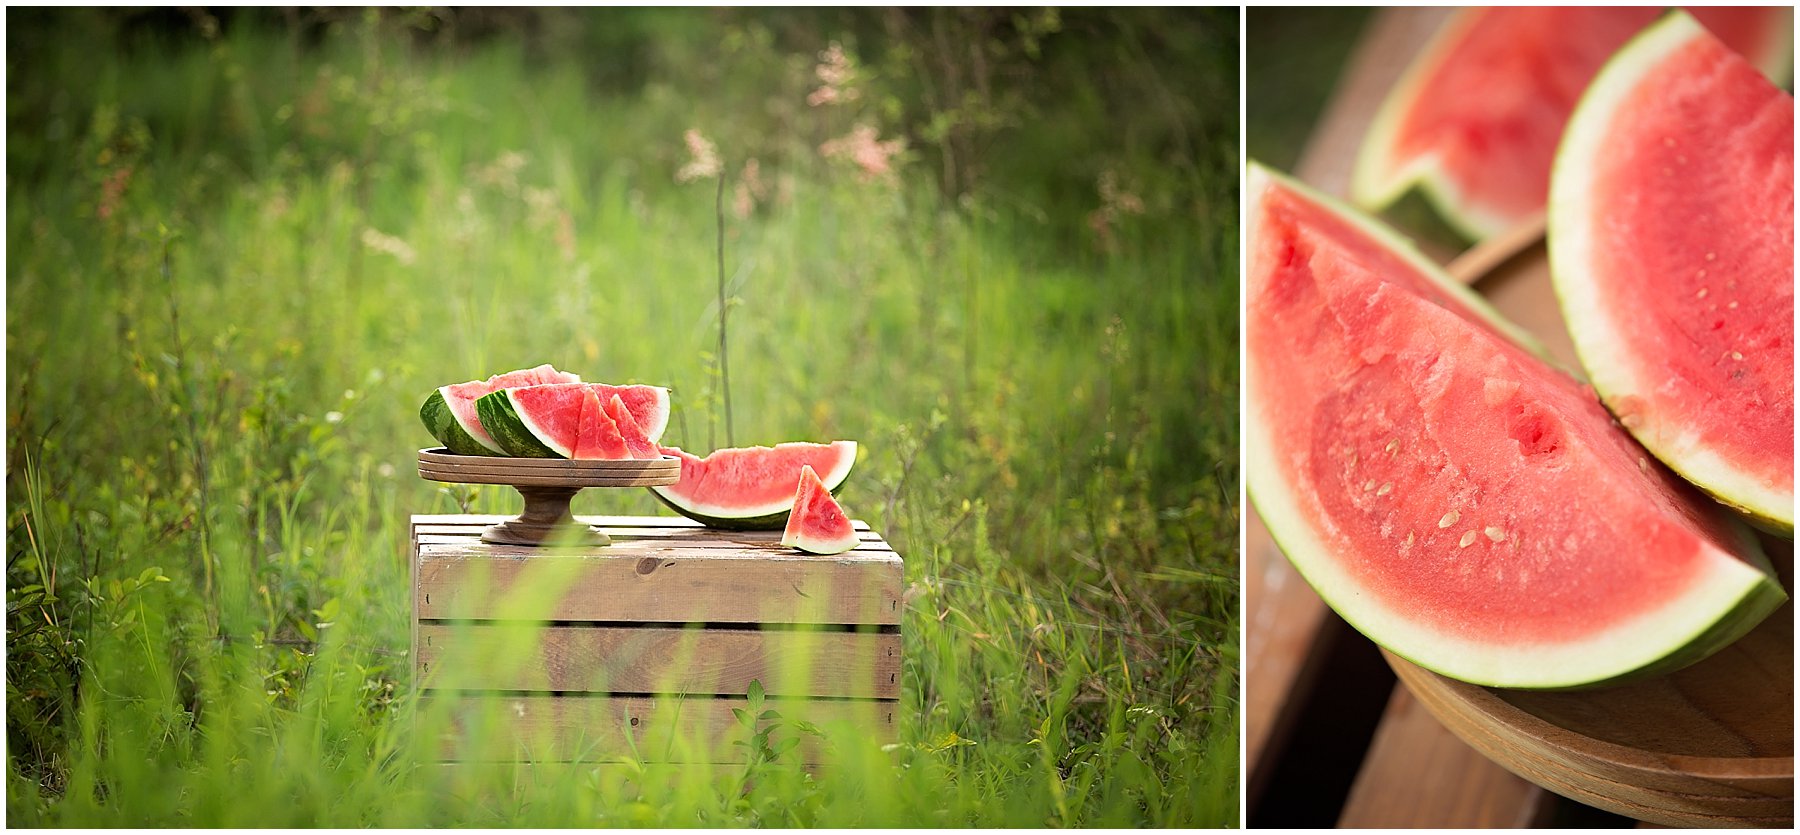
[650,441,858,530]
[1550,12,1795,534]
[1353,7,1793,241]
[475,383,672,459]
[781,464,859,555]
[604,394,659,459]
[419,364,581,455]
[1245,162,1785,689]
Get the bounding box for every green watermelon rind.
[1246,161,1789,690]
[650,442,858,531]
[1548,11,1795,536]
[420,388,507,456]
[474,390,568,459]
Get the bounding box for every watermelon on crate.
[782,464,859,555]
[650,441,858,530]
[1245,162,1785,689]
[476,382,672,459]
[1550,12,1795,534]
[420,364,581,455]
[1353,6,1792,241]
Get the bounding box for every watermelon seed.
[1638,457,1649,474]
[1695,287,1708,299]
[1728,301,1739,309]
[1348,451,1358,467]
[1731,351,1744,361]
[1362,480,1376,492]
[1458,530,1477,548]
[1663,137,1676,147]
[1438,510,1459,529]
[1376,482,1393,497]
[1385,439,1399,456]
[1404,531,1414,548]
[1705,251,1716,262]
[1484,526,1504,543]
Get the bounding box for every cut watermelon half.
[781,464,859,555]
[1550,12,1795,534]
[420,364,581,455]
[650,441,858,530]
[1353,7,1793,241]
[1246,162,1785,689]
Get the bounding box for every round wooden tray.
[417,448,680,546]
[1386,540,1794,828]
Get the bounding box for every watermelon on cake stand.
[417,377,680,547]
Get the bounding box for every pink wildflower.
[676,129,722,183]
[820,124,905,182]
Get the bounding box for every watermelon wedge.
[1246,162,1785,689]
[650,441,858,530]
[781,464,859,555]
[1550,12,1795,534]
[419,364,581,455]
[1353,7,1793,241]
[604,394,659,459]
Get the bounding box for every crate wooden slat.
[417,624,899,698]
[421,694,897,764]
[1339,685,1552,828]
[412,513,903,765]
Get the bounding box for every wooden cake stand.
[417,448,680,547]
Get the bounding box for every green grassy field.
[6,9,1239,826]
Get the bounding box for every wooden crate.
[410,514,903,766]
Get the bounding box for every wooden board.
[1340,685,1551,828]
[421,694,897,764]
[414,517,901,626]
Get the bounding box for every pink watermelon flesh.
[1552,13,1794,531]
[441,365,581,452]
[1246,164,1783,688]
[782,465,858,555]
[651,441,858,529]
[1357,7,1790,239]
[570,388,630,460]
[505,383,591,458]
[604,394,659,459]
[587,384,671,444]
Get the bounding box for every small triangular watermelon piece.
[572,388,630,460]
[604,394,660,459]
[781,465,858,555]
[587,384,672,444]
